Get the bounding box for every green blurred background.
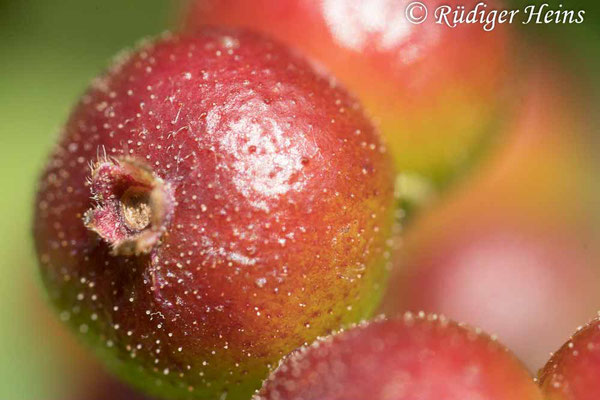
[0,1,172,398]
[0,1,599,399]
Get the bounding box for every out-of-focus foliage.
[507,0,600,96]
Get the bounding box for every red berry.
[539,317,600,400]
[255,314,543,400]
[184,0,511,186]
[34,28,395,400]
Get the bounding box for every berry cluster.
[33,1,599,400]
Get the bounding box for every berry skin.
[255,314,543,400]
[33,28,395,400]
[538,317,600,400]
[184,0,511,187]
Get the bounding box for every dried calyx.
[83,156,173,256]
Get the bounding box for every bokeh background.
[0,0,599,399]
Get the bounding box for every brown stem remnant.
[83,156,173,256]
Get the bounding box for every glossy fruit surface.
[33,28,395,400]
[255,314,542,400]
[185,0,511,187]
[380,61,600,370]
[539,317,600,400]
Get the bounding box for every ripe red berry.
[184,0,511,187]
[33,28,395,400]
[539,317,600,400]
[255,314,543,400]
